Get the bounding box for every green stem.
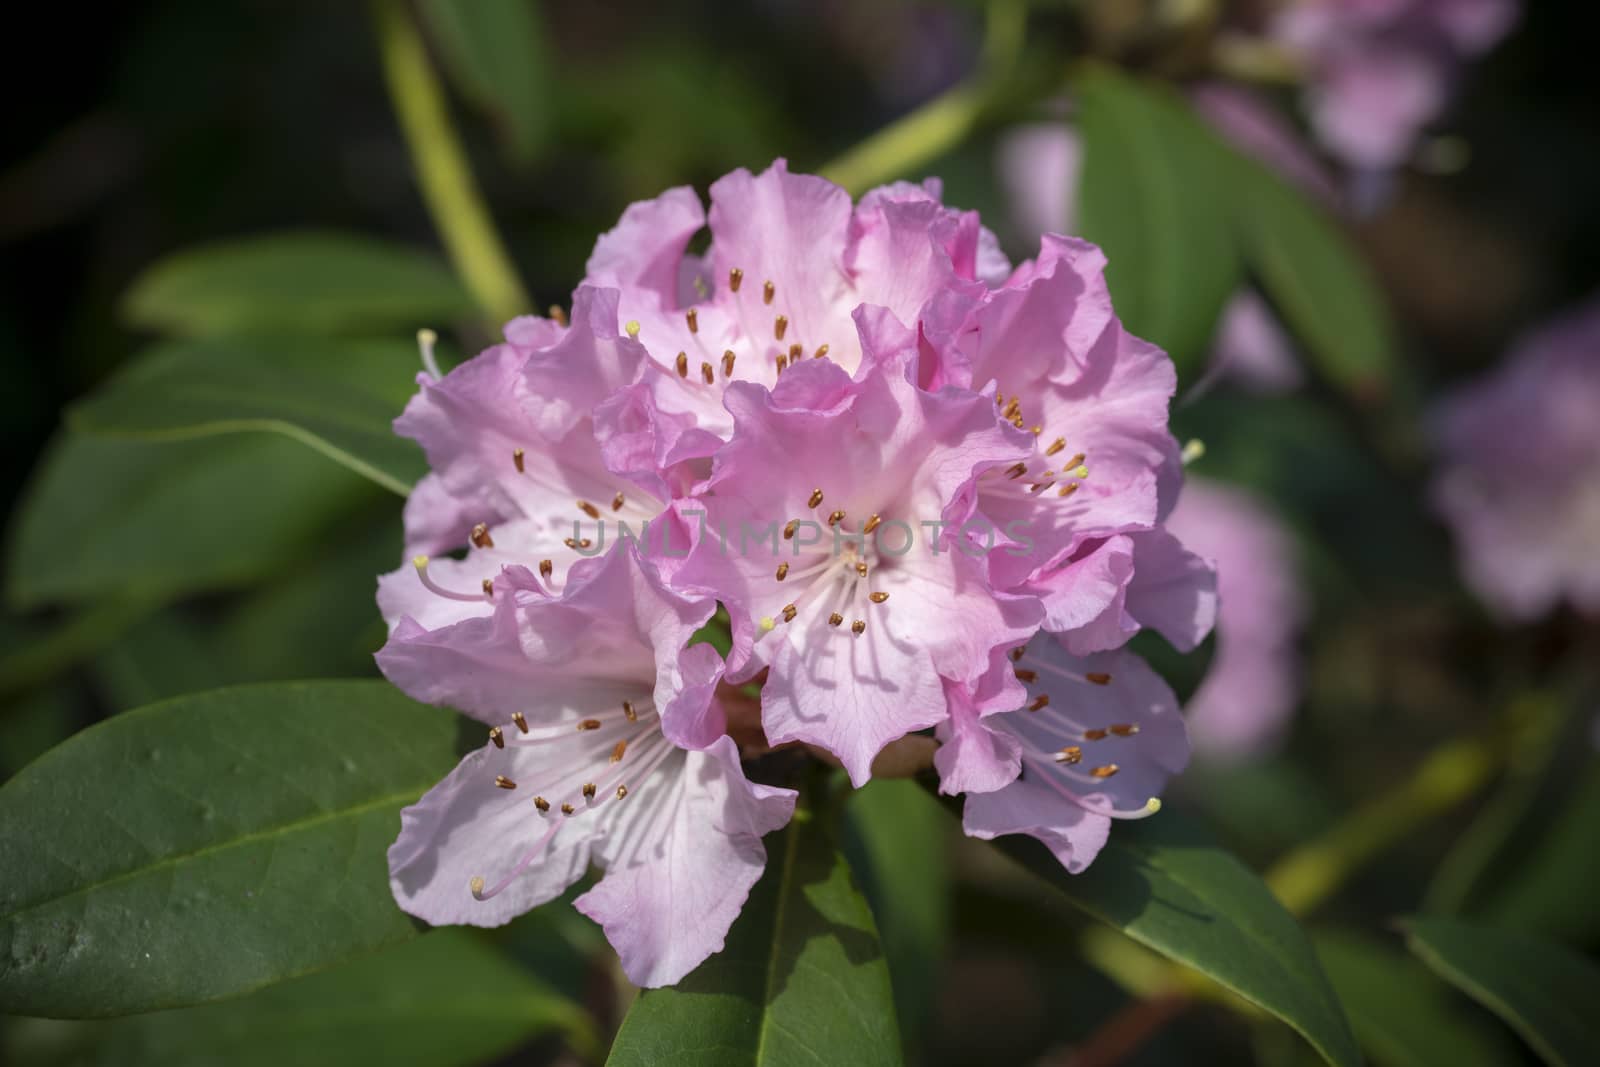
[817,0,1027,195]
[371,0,530,325]
[1264,698,1543,917]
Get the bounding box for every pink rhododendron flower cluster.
[1270,0,1518,172]
[1428,296,1600,623]
[374,161,1215,986]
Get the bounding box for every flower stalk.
[371,0,530,326]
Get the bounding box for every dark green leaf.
[90,609,231,711]
[1225,154,1394,398]
[5,432,383,610]
[1314,929,1516,1067]
[122,232,474,338]
[1075,67,1241,379]
[2,931,594,1067]
[67,336,425,495]
[606,804,902,1066]
[1403,916,1600,1067]
[845,778,950,1057]
[980,806,1360,1067]
[0,681,461,1018]
[1479,764,1600,943]
[421,0,552,164]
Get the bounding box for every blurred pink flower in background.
[1429,296,1600,622]
[1271,0,1518,172]
[1165,478,1309,760]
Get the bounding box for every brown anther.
[869,591,889,604]
[851,619,866,635]
[762,279,775,305]
[996,392,1005,406]
[814,344,829,360]
[784,520,799,540]
[1014,668,1038,683]
[1011,414,1025,428]
[611,740,628,763]
[482,578,494,596]
[828,612,844,627]
[676,352,689,378]
[788,342,802,361]
[776,354,788,374]
[776,562,790,581]
[612,492,626,512]
[686,308,699,333]
[495,776,517,790]
[808,488,824,509]
[578,719,602,731]
[1028,695,1050,712]
[1058,484,1079,498]
[539,559,553,579]
[1057,746,1083,765]
[729,268,744,293]
[1063,452,1086,470]
[582,782,597,800]
[854,562,868,577]
[1005,463,1027,480]
[1010,647,1026,661]
[774,315,789,341]
[512,712,529,734]
[863,514,882,534]
[560,803,575,815]
[489,727,504,749]
[564,537,592,550]
[1029,482,1055,495]
[1110,723,1140,736]
[623,700,637,722]
[577,500,601,520]
[1085,672,1112,686]
[1084,728,1108,741]
[702,361,715,385]
[471,523,494,549]
[534,795,550,812]
[1003,398,1021,419]
[1090,764,1120,779]
[1030,426,1042,435]
[776,604,795,624]
[1046,438,1067,456]
[827,509,845,527]
[616,785,629,799]
[723,350,736,377]
[513,448,526,472]
[549,304,568,327]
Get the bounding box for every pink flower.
[675,311,1041,786]
[922,235,1217,653]
[1165,479,1308,760]
[387,287,695,592]
[937,638,1189,873]
[581,160,1005,450]
[1272,0,1517,171]
[1429,297,1600,622]
[378,546,796,987]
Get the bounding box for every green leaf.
[5,432,383,610]
[1403,917,1600,1067]
[845,778,949,1058]
[1478,765,1600,943]
[122,232,474,338]
[1313,930,1516,1067]
[420,0,552,165]
[2,931,595,1067]
[0,681,461,1018]
[1225,154,1394,398]
[90,609,232,711]
[606,803,902,1066]
[981,807,1360,1067]
[1075,67,1241,379]
[67,336,425,495]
